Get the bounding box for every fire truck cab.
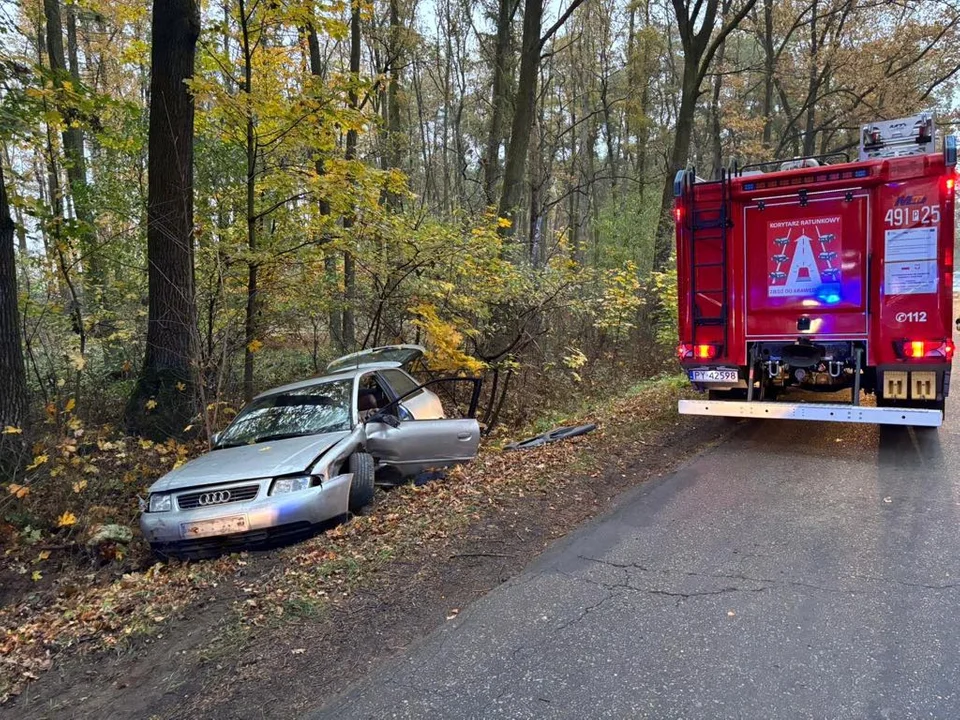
[674,112,957,427]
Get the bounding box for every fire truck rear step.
[678,399,941,427]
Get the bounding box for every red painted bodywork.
[676,153,956,370]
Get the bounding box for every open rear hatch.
[326,345,424,373]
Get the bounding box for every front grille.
[177,484,260,510]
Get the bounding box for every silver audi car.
[139,346,481,558]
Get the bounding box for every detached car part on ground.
[504,424,597,451]
[139,346,482,559]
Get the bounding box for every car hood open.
[149,432,350,492]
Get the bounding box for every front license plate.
[181,515,249,539]
[689,369,739,383]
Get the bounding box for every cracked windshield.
[215,380,353,447]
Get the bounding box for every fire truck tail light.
[902,340,954,360]
[675,205,684,222]
[694,344,718,360]
[946,177,956,196]
[906,341,926,359]
[677,343,720,361]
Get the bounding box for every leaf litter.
[0,376,703,706]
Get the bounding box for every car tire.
[348,452,375,512]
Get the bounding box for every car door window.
[357,372,392,421]
[380,369,422,399]
[379,369,425,420]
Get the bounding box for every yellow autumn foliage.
[410,304,486,375]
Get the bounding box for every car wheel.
[348,452,375,512]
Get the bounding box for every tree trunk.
[497,0,543,235]
[654,0,757,271]
[761,0,775,149]
[2,145,28,254]
[483,0,513,208]
[384,0,404,209]
[0,160,28,472]
[43,0,100,294]
[802,0,819,157]
[635,0,653,196]
[125,0,200,439]
[239,0,258,403]
[654,60,699,271]
[709,0,732,177]
[440,28,452,213]
[307,24,344,351]
[528,113,542,264]
[624,4,636,171]
[341,0,361,350]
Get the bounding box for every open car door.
[363,378,482,477]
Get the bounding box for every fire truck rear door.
[743,188,869,339]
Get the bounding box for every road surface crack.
[576,554,650,572]
[577,556,861,596]
[643,586,766,599]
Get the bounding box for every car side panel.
[364,418,480,476]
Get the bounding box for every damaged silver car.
[139,346,481,558]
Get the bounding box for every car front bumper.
[140,473,353,550]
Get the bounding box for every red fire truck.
[675,112,957,427]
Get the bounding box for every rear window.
[381,369,422,399]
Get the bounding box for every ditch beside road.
[4,377,732,719]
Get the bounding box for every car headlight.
[269,475,313,496]
[148,494,172,513]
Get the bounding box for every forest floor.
[1,375,732,719]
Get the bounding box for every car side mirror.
[368,412,401,428]
[211,431,221,446]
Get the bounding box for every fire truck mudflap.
[673,112,956,428]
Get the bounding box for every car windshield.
[215,379,353,448]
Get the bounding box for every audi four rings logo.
[199,490,232,505]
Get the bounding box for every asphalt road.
[310,403,960,719]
